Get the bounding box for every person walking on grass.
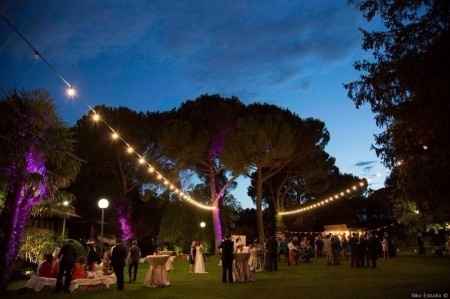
[367,233,380,268]
[382,236,389,260]
[219,234,234,283]
[55,241,76,293]
[128,240,141,283]
[111,239,128,290]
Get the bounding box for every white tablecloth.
[24,273,116,292]
[144,255,170,287]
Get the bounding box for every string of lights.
[278,180,367,216]
[87,107,214,210]
[1,13,212,210]
[2,14,367,214]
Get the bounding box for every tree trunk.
[208,169,223,254]
[256,168,265,244]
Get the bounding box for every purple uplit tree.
[116,200,134,241]
[1,148,47,287]
[0,91,80,290]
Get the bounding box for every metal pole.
[62,216,66,239]
[101,208,105,239]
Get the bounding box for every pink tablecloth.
[144,255,170,287]
[233,253,252,283]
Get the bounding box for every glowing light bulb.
[340,192,345,196]
[66,86,77,98]
[422,145,428,150]
[92,113,100,122]
[163,180,169,186]
[334,195,339,199]
[138,157,145,164]
[148,166,154,173]
[156,174,162,180]
[111,132,119,140]
[346,189,351,193]
[352,186,357,191]
[359,181,365,187]
[126,147,134,154]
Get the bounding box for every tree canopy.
[346,0,449,223]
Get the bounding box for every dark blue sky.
[0,0,387,208]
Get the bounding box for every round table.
[233,253,252,283]
[144,255,170,287]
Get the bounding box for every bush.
[19,228,58,264]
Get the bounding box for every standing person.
[219,234,234,283]
[323,234,332,265]
[55,241,76,293]
[358,234,368,267]
[111,239,128,291]
[266,236,278,271]
[382,236,389,260]
[128,240,141,283]
[349,233,359,268]
[189,241,196,273]
[86,242,100,271]
[193,241,207,273]
[367,233,379,268]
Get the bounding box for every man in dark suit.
[111,239,128,290]
[219,234,234,283]
[55,242,76,293]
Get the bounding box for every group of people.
[32,239,141,293]
[279,231,393,269]
[285,236,314,265]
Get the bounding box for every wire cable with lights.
[2,14,367,215]
[0,13,213,211]
[88,107,214,210]
[278,180,367,216]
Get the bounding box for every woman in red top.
[72,257,88,279]
[38,254,56,278]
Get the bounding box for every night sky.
[0,1,387,208]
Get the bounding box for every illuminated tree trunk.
[0,149,47,291]
[115,199,134,241]
[256,168,265,244]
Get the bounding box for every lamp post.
[98,198,110,241]
[61,200,69,239]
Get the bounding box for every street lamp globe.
[200,221,206,229]
[98,198,109,209]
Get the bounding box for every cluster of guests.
[33,239,141,293]
[285,236,314,265]
[278,231,394,269]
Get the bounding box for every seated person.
[38,254,56,278]
[102,249,113,275]
[72,256,88,279]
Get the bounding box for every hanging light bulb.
[111,132,119,140]
[66,86,77,98]
[156,174,162,180]
[138,157,146,165]
[147,166,154,173]
[92,113,100,122]
[359,181,365,187]
[126,146,134,154]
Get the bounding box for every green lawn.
[5,256,450,299]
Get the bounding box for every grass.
[4,255,450,299]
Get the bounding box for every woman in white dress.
[193,241,207,273]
